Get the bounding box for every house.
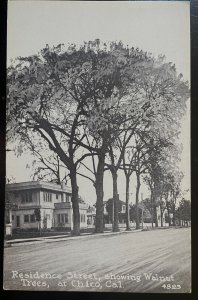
[87,205,96,225]
[5,181,88,233]
[86,198,126,227]
[103,198,126,224]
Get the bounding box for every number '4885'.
[162,284,181,290]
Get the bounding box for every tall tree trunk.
[112,170,119,232]
[153,188,158,228]
[166,205,171,226]
[135,173,140,230]
[70,166,80,236]
[153,185,158,227]
[150,191,154,228]
[154,204,158,227]
[172,203,176,226]
[160,207,164,227]
[95,153,105,233]
[125,175,131,230]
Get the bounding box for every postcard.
[4,0,191,293]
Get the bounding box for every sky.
[6,0,190,205]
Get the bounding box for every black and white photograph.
[4,0,191,293]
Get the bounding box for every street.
[3,227,191,293]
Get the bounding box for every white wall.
[12,209,38,229]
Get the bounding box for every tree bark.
[172,203,176,226]
[168,210,171,226]
[112,170,119,232]
[151,192,154,228]
[111,169,119,232]
[125,175,131,230]
[38,221,41,236]
[154,204,158,227]
[166,202,171,226]
[95,153,105,233]
[160,208,164,227]
[135,173,140,230]
[70,166,80,236]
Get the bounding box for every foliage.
[105,198,123,218]
[175,199,191,221]
[129,204,142,222]
[6,176,16,184]
[142,198,154,215]
[7,39,190,233]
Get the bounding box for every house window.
[21,194,25,203]
[66,194,70,202]
[57,213,68,224]
[48,193,52,202]
[30,214,36,222]
[64,214,68,223]
[80,214,86,223]
[12,215,14,221]
[24,215,29,223]
[26,192,32,202]
[44,192,52,202]
[21,192,32,203]
[56,194,59,200]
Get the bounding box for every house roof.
[5,181,72,194]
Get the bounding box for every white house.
[5,181,88,232]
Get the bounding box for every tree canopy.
[7,39,190,234]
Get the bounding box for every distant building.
[87,205,96,225]
[5,181,88,232]
[87,199,126,227]
[104,198,126,224]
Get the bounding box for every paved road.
[3,228,191,293]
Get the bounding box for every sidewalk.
[5,228,142,247]
[4,225,183,248]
